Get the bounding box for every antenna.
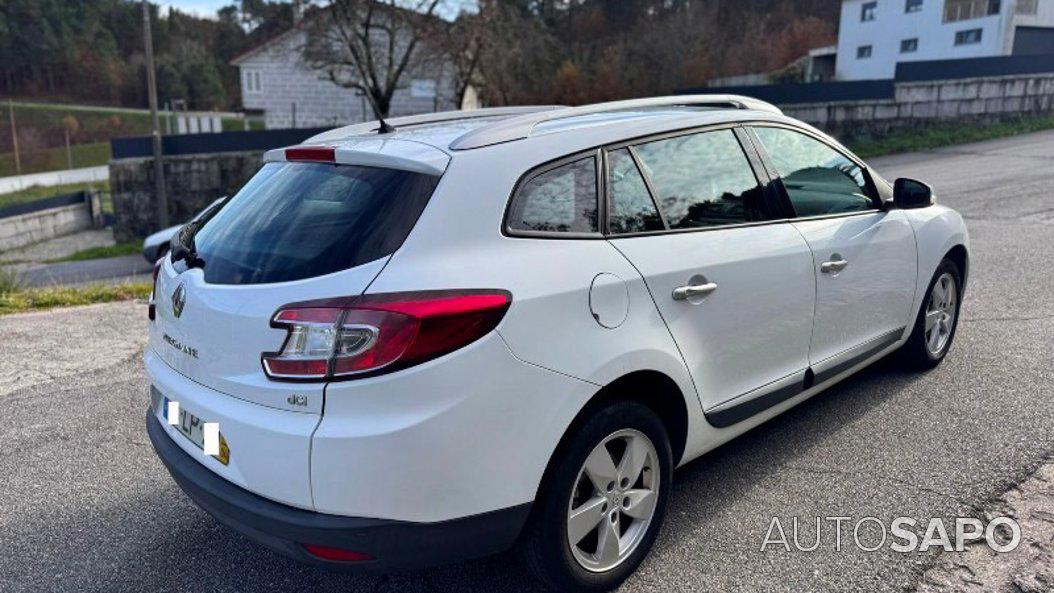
[376,115,396,134]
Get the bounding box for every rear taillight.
[262,289,512,381]
[148,260,162,321]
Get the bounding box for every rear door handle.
[672,282,718,301]
[820,258,849,274]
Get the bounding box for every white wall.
[836,0,1016,80]
[235,31,458,129]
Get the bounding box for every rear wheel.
[900,258,962,369]
[519,401,672,592]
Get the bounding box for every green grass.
[0,142,111,177]
[1,100,255,177]
[0,180,110,211]
[849,112,1054,158]
[0,281,151,316]
[47,241,140,263]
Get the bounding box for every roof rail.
[448,94,782,150]
[304,105,567,144]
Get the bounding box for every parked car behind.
[145,97,967,592]
[141,198,225,263]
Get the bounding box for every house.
[836,0,1054,80]
[231,23,462,129]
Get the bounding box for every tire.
[899,258,962,370]
[519,401,673,592]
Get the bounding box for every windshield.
[186,162,439,285]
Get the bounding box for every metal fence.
[679,53,1054,105]
[0,190,87,220]
[110,127,330,160]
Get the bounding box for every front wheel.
[899,258,962,369]
[519,401,672,592]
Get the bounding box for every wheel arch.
[944,244,969,291]
[534,369,690,504]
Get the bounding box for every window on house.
[901,38,920,52]
[955,28,984,44]
[944,0,1001,22]
[1016,0,1038,15]
[254,72,262,92]
[906,0,924,12]
[861,1,878,21]
[857,45,874,58]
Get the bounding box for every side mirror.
[893,178,934,209]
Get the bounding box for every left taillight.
[262,289,512,381]
[148,259,162,321]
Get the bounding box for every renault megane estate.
[146,96,967,591]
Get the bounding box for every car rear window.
[189,162,439,285]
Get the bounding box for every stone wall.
[782,73,1054,139]
[0,202,93,252]
[110,151,262,242]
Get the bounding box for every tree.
[302,0,444,119]
[432,11,484,108]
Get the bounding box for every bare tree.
[303,0,443,119]
[433,12,484,108]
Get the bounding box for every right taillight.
[262,289,512,381]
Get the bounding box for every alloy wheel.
[566,429,659,572]
[924,272,957,356]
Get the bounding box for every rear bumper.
[146,409,531,572]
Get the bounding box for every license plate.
[161,395,230,465]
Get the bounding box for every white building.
[836,0,1054,80]
[231,26,461,129]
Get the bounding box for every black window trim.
[500,119,888,242]
[501,149,605,240]
[601,122,786,239]
[748,122,885,221]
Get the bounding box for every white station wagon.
[146,96,968,591]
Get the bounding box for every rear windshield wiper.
[171,221,206,269]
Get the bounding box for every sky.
[159,0,476,19]
[158,0,231,18]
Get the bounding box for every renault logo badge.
[172,283,186,318]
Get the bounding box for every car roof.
[282,96,799,174]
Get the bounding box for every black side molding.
[811,327,904,385]
[703,327,905,429]
[705,377,804,428]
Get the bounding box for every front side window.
[901,38,919,52]
[507,157,598,234]
[753,127,876,217]
[861,1,878,20]
[607,148,663,234]
[857,45,873,59]
[955,28,983,44]
[632,129,763,229]
[906,0,924,12]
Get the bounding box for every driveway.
[1,131,1052,593]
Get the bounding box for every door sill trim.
[702,327,906,428]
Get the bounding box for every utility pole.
[142,0,169,228]
[8,100,20,175]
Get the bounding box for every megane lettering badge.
[172,282,186,318]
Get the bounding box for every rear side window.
[190,162,438,284]
[753,126,876,217]
[507,157,598,234]
[607,148,664,234]
[632,129,764,229]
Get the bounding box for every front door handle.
[820,257,849,274]
[672,282,718,301]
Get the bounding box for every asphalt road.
[2,131,1053,593]
[18,254,153,288]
